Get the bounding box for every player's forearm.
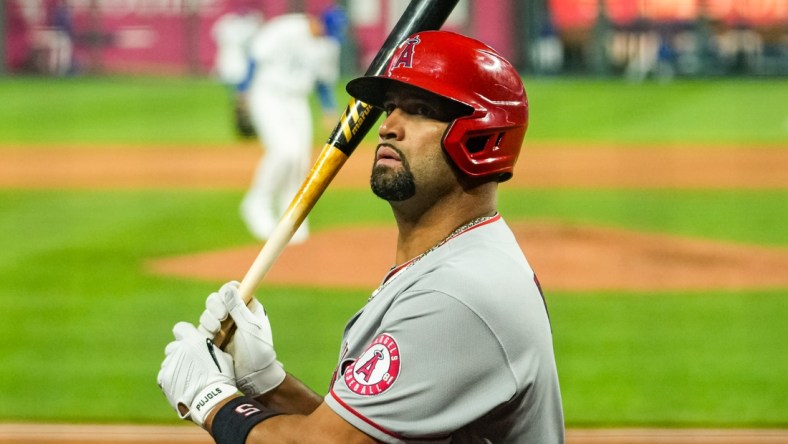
[205,396,376,444]
[245,404,376,444]
[254,373,323,415]
[204,401,317,444]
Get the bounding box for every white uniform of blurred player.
[241,9,345,243]
[211,7,264,139]
[212,8,263,87]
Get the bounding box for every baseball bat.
[213,0,460,348]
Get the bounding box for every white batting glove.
[157,322,239,427]
[198,281,286,397]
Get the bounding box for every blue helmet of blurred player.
[321,6,348,43]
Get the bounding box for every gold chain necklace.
[368,212,498,301]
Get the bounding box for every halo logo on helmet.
[388,37,420,74]
[347,31,528,182]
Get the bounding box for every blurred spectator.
[533,18,564,74]
[717,23,764,74]
[28,0,75,75]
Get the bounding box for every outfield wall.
[2,0,786,77]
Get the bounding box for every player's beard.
[370,159,416,202]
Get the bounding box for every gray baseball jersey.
[324,214,565,443]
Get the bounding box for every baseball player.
[158,31,565,443]
[211,6,265,138]
[239,7,346,243]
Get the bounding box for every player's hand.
[198,281,286,397]
[157,322,238,427]
[234,94,257,139]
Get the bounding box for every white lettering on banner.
[114,27,157,49]
[68,0,93,9]
[13,0,46,25]
[57,0,222,17]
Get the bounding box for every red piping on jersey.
[328,389,450,442]
[382,257,417,285]
[382,213,501,285]
[328,388,405,439]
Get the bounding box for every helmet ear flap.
[442,117,522,182]
[465,132,508,156]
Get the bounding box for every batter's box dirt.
[2,424,787,444]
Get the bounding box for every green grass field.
[0,76,786,427]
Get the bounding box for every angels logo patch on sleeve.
[344,334,401,396]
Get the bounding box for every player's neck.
[392,199,496,265]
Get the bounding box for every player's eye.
[400,102,437,119]
[383,102,396,116]
[415,104,434,118]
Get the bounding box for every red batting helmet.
[346,31,528,182]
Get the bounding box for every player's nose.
[379,109,405,141]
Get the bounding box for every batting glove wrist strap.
[211,396,281,444]
[237,360,286,397]
[189,383,239,427]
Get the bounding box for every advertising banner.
[550,0,788,29]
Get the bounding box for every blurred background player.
[240,6,347,243]
[211,4,265,139]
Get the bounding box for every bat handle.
[212,144,350,349]
[212,213,293,348]
[214,318,237,348]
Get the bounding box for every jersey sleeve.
[325,290,518,442]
